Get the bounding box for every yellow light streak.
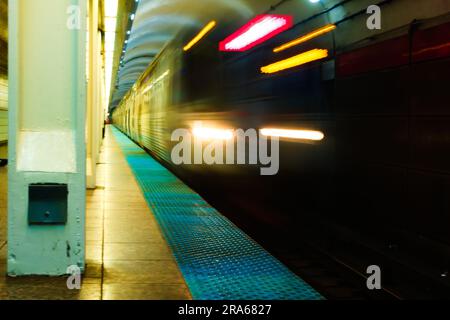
[261,49,328,74]
[183,21,217,52]
[273,24,336,53]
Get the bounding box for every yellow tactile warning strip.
[0,130,191,300]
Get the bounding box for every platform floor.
[0,128,191,300]
[0,148,5,291]
[0,126,322,300]
[112,126,323,300]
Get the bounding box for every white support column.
[8,0,87,275]
[97,30,105,159]
[86,0,102,189]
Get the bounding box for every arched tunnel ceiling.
[110,0,344,109]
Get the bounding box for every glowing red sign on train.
[219,15,293,52]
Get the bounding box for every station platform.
[0,126,323,300]
[0,127,191,300]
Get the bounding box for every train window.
[180,49,219,103]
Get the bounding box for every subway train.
[112,1,450,297]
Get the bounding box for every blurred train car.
[113,0,450,295]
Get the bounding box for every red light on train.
[219,15,293,52]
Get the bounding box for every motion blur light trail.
[260,128,325,141]
[183,21,217,51]
[192,126,234,141]
[273,24,336,53]
[261,49,328,73]
[220,15,293,52]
